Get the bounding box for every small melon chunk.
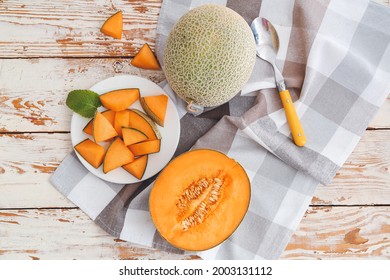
[131,44,160,70]
[93,111,118,142]
[128,109,161,140]
[83,119,94,136]
[100,11,123,39]
[103,138,135,173]
[100,88,140,111]
[122,127,148,146]
[129,139,161,156]
[123,155,148,180]
[114,110,130,137]
[74,139,105,168]
[102,110,116,126]
[83,110,116,136]
[140,95,168,127]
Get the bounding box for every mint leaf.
[66,90,102,118]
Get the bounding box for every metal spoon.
[251,18,306,147]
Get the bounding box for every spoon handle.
[279,90,306,147]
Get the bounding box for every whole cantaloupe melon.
[163,5,256,108]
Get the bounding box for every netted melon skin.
[163,5,256,107]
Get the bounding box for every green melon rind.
[139,97,164,127]
[163,5,256,107]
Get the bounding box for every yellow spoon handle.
[279,90,306,147]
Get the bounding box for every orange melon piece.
[128,109,161,140]
[100,11,123,39]
[123,155,148,180]
[149,149,251,251]
[100,88,140,111]
[122,127,148,146]
[93,111,118,142]
[74,139,105,168]
[140,95,168,127]
[83,110,116,136]
[103,137,135,173]
[129,139,161,156]
[114,110,130,137]
[131,44,160,70]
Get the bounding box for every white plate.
[70,75,180,184]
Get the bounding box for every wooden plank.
[0,0,162,58]
[0,58,165,132]
[282,206,390,259]
[0,130,389,208]
[0,206,388,259]
[0,58,388,132]
[0,208,194,260]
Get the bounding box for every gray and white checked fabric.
[51,0,390,259]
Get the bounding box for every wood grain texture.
[0,0,162,58]
[0,131,388,208]
[0,58,165,132]
[0,206,388,259]
[0,58,388,132]
[282,206,390,259]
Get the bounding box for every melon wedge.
[122,127,148,146]
[128,109,161,140]
[83,110,116,136]
[129,139,161,156]
[74,139,105,168]
[123,155,148,180]
[114,110,130,137]
[100,88,140,111]
[103,137,135,173]
[93,111,118,142]
[131,44,160,70]
[100,11,123,39]
[140,95,168,127]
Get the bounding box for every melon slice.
[100,11,123,39]
[114,110,130,137]
[128,109,161,140]
[74,139,105,168]
[123,155,148,180]
[103,137,135,173]
[93,111,118,142]
[129,139,161,156]
[122,127,148,146]
[140,95,168,127]
[131,44,160,70]
[100,88,140,111]
[83,110,116,136]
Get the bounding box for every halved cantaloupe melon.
[129,139,161,156]
[103,137,135,174]
[128,109,161,140]
[131,43,160,70]
[93,111,118,142]
[140,94,168,127]
[100,88,140,111]
[83,110,116,136]
[100,11,123,39]
[149,149,251,251]
[122,127,148,146]
[114,110,130,137]
[122,155,148,180]
[74,139,106,168]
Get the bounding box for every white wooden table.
[0,0,389,260]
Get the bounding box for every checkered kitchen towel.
[51,0,390,259]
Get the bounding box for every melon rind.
[163,5,256,107]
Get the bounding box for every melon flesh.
[129,139,161,156]
[103,138,135,173]
[163,5,256,107]
[122,127,148,146]
[74,139,105,168]
[123,155,148,180]
[114,110,130,137]
[83,110,115,136]
[100,88,140,111]
[100,11,123,39]
[93,111,118,142]
[140,95,168,127]
[131,44,160,70]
